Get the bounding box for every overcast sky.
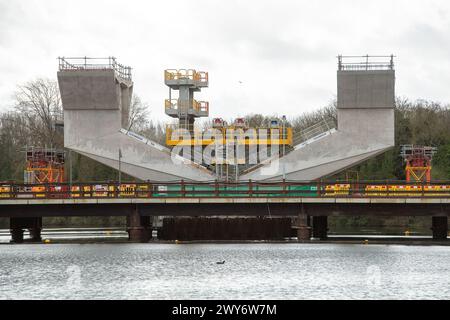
[1,0,450,122]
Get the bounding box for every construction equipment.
[400,145,437,183]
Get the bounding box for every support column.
[431,216,448,241]
[127,206,152,242]
[10,228,24,243]
[10,217,42,243]
[29,217,42,242]
[295,207,311,241]
[312,216,328,240]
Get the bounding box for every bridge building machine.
[164,69,293,181]
[24,147,65,184]
[400,145,437,183]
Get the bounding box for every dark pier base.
[431,216,448,240]
[312,216,328,240]
[295,214,311,241]
[127,209,152,242]
[10,217,42,243]
[160,217,292,240]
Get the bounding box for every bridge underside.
[2,201,448,242]
[1,201,450,218]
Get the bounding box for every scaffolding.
[24,147,65,184]
[400,145,437,183]
[164,68,209,132]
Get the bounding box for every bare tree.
[128,94,150,132]
[14,78,62,147]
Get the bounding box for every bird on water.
[216,260,225,264]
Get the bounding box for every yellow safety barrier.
[71,186,81,198]
[92,184,112,197]
[387,185,422,196]
[325,184,350,196]
[365,185,388,196]
[0,185,11,198]
[424,185,450,196]
[32,186,46,198]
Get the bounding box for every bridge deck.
[1,197,450,205]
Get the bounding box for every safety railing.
[58,57,132,81]
[165,69,208,83]
[165,99,209,113]
[293,117,336,146]
[165,125,293,147]
[337,55,395,71]
[194,100,209,113]
[2,180,450,199]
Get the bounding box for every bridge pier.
[10,217,42,243]
[312,216,328,240]
[295,211,311,241]
[127,207,152,242]
[431,216,448,240]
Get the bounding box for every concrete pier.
[127,208,152,242]
[431,216,448,240]
[241,55,395,182]
[10,217,42,243]
[295,213,311,241]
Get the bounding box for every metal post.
[282,115,286,180]
[69,149,72,196]
[118,148,122,186]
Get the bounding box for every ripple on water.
[1,243,450,299]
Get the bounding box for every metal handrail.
[293,118,336,145]
[337,54,395,71]
[165,99,209,113]
[165,69,208,82]
[58,57,132,81]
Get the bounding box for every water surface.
[1,243,450,299]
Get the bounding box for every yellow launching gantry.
[165,119,293,146]
[164,69,293,147]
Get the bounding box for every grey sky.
[1,0,450,122]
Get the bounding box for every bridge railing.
[1,180,450,199]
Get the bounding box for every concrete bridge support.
[127,207,152,242]
[312,216,328,240]
[295,211,311,241]
[431,216,448,240]
[10,217,42,243]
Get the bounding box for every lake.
[1,242,450,299]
